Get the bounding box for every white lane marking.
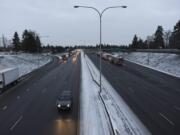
[42,88,47,93]
[159,113,175,126]
[26,88,30,92]
[2,106,7,111]
[174,106,180,111]
[17,96,20,99]
[10,115,23,131]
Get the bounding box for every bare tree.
[164,30,172,48]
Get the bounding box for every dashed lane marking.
[10,115,23,131]
[159,113,175,126]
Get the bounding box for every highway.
[0,55,81,135]
[87,53,180,135]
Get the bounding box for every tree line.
[11,20,180,52]
[12,30,42,53]
[130,20,180,49]
[42,45,65,53]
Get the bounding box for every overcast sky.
[0,0,179,46]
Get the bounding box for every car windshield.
[59,96,71,101]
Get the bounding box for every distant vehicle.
[56,91,72,111]
[109,55,124,65]
[70,51,77,56]
[0,67,19,89]
[102,53,111,61]
[98,52,124,65]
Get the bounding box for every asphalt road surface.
[0,54,81,135]
[87,53,180,135]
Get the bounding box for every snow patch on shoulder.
[0,52,51,77]
[114,52,180,78]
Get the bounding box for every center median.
[82,51,151,135]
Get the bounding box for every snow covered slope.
[114,52,180,78]
[0,52,51,77]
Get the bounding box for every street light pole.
[99,14,102,93]
[74,5,127,93]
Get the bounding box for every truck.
[0,67,19,89]
[102,53,112,61]
[109,55,124,65]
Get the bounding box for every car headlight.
[57,104,61,108]
[67,104,70,107]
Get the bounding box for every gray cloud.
[0,0,179,46]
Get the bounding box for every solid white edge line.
[10,115,23,131]
[159,113,175,126]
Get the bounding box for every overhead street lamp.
[74,5,127,93]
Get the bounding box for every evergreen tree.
[137,38,144,49]
[131,35,138,48]
[154,26,165,48]
[170,20,180,49]
[12,32,21,51]
[26,31,37,52]
[21,30,29,51]
[35,35,41,52]
[21,30,40,53]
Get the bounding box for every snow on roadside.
[80,51,112,135]
[114,52,180,78]
[84,52,151,135]
[0,52,51,77]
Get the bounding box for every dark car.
[56,91,72,111]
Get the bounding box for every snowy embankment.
[0,52,51,77]
[80,51,150,135]
[113,52,180,78]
